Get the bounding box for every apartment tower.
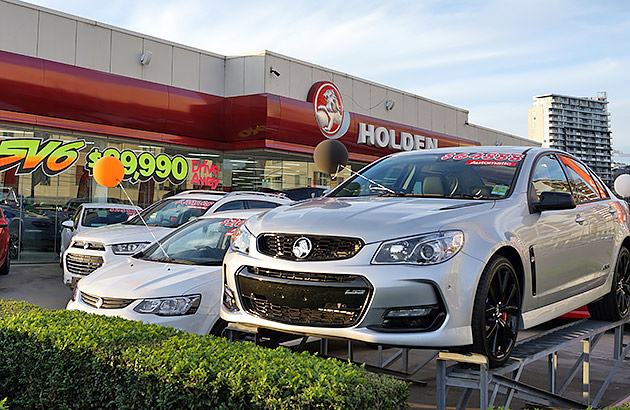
[528,92,612,184]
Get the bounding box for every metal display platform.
[225,317,630,409]
[436,317,630,410]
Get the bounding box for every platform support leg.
[548,352,558,393]
[402,348,409,373]
[436,358,447,410]
[319,338,328,356]
[479,362,488,410]
[582,338,591,404]
[347,340,353,361]
[614,325,623,360]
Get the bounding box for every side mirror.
[0,219,7,228]
[61,220,74,230]
[532,191,575,213]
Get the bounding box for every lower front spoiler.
[221,308,473,348]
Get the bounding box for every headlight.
[230,224,252,255]
[111,242,149,255]
[133,295,201,316]
[372,231,464,265]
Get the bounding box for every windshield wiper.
[145,257,195,265]
[197,261,222,266]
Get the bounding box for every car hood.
[72,224,173,245]
[78,258,221,299]
[248,197,495,243]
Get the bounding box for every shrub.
[0,300,408,409]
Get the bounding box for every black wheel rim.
[484,264,520,361]
[615,250,630,317]
[8,234,19,260]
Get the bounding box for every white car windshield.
[139,217,246,265]
[331,151,524,200]
[126,198,215,228]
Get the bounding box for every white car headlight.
[230,224,252,255]
[133,295,201,316]
[373,231,464,265]
[111,242,149,255]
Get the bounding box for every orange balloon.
[93,156,125,187]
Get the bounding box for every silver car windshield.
[331,151,524,199]
[126,198,215,228]
[140,217,245,265]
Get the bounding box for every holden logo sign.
[95,297,103,309]
[307,82,350,140]
[292,237,313,259]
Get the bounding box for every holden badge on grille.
[292,237,312,259]
[95,298,103,309]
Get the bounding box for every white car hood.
[78,257,221,299]
[72,224,174,245]
[248,196,496,243]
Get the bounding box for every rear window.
[82,208,140,227]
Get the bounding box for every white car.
[60,203,142,260]
[66,209,264,335]
[62,190,291,287]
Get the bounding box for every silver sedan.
[221,147,630,367]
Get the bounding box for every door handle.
[575,214,585,225]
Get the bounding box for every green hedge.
[0,300,408,409]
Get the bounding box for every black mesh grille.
[80,292,135,309]
[237,266,372,327]
[258,234,363,261]
[244,297,359,326]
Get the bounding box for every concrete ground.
[2,263,630,409]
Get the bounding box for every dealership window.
[0,122,360,262]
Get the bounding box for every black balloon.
[313,139,348,174]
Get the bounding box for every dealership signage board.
[307,81,441,152]
[0,138,221,188]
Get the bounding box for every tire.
[471,255,521,368]
[588,247,630,321]
[0,253,9,275]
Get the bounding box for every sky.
[25,0,630,153]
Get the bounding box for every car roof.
[199,208,268,220]
[79,203,142,210]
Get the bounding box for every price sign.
[85,147,188,185]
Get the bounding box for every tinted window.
[331,151,523,200]
[247,200,278,209]
[531,154,571,201]
[559,155,604,203]
[216,201,245,212]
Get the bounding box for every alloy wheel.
[484,263,521,362]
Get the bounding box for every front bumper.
[66,289,218,335]
[221,243,485,347]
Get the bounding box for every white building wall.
[0,0,538,148]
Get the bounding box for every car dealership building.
[0,0,538,262]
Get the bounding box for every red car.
[0,208,10,275]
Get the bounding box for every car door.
[527,153,592,307]
[558,155,615,285]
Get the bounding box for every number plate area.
[236,266,373,327]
